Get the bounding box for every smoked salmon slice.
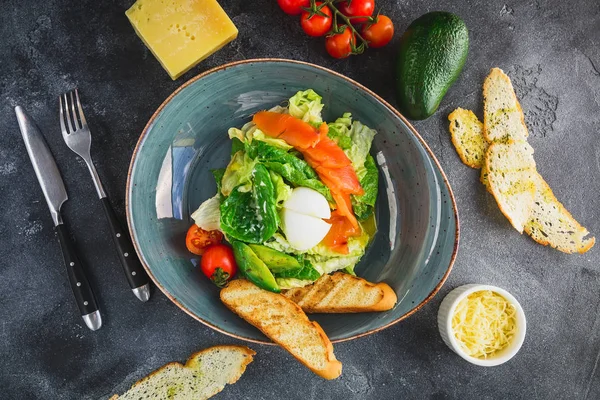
[253,111,320,150]
[330,191,358,230]
[253,110,364,236]
[315,165,364,196]
[322,210,362,254]
[305,137,351,169]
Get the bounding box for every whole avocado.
[395,12,469,120]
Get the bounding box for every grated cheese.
[451,290,517,359]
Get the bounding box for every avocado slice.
[248,244,302,274]
[396,12,469,120]
[232,241,280,293]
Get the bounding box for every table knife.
[16,106,102,331]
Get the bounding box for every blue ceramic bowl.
[127,59,459,344]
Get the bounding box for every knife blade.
[16,106,102,331]
[17,107,68,226]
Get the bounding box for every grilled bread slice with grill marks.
[220,279,342,380]
[283,272,397,313]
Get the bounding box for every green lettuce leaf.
[352,154,379,221]
[288,89,324,126]
[276,278,314,289]
[247,140,317,178]
[265,161,332,202]
[220,164,278,243]
[190,195,221,231]
[230,137,244,155]
[345,121,377,172]
[228,126,245,142]
[263,232,294,254]
[221,151,256,197]
[274,257,320,281]
[228,126,292,151]
[308,255,362,275]
[351,202,370,221]
[211,168,226,196]
[327,113,353,150]
[246,141,333,202]
[270,171,292,209]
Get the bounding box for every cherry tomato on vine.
[338,0,374,24]
[325,28,355,59]
[200,244,237,287]
[362,15,394,48]
[277,0,310,15]
[300,2,333,37]
[185,225,223,255]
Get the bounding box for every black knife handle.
[56,223,99,316]
[100,197,149,289]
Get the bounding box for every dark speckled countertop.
[1,1,600,399]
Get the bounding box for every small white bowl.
[437,284,527,367]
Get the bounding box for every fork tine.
[63,93,74,133]
[69,91,80,130]
[59,95,67,137]
[74,89,87,128]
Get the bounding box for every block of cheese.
[126,0,238,80]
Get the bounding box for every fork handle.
[100,197,150,291]
[56,223,101,327]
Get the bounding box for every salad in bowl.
[186,89,379,291]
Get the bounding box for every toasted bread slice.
[524,173,595,253]
[110,345,255,400]
[485,140,535,172]
[220,279,342,380]
[480,160,491,192]
[448,108,488,169]
[483,68,529,142]
[486,140,537,233]
[454,69,594,252]
[283,272,397,313]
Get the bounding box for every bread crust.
[111,345,255,399]
[448,108,488,169]
[483,67,529,142]
[524,173,595,254]
[220,279,342,380]
[283,272,397,313]
[448,69,595,254]
[485,140,537,233]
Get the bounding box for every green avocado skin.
[395,12,469,120]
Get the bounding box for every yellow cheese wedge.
[126,0,238,80]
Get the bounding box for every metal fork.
[59,89,150,302]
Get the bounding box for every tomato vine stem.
[311,0,370,52]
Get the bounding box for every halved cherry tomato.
[362,15,394,48]
[200,244,237,287]
[325,27,355,59]
[300,2,333,37]
[277,0,309,15]
[185,225,223,255]
[338,0,374,24]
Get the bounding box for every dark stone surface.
[1,0,599,398]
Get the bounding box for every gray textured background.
[1,0,599,399]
